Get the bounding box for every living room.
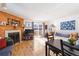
[0,3,79,56]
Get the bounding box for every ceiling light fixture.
[1,3,7,10]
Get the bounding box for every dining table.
[45,39,79,56]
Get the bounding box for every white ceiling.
[0,3,79,21]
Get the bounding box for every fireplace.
[8,32,20,44]
[5,30,21,44]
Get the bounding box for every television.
[60,20,75,30]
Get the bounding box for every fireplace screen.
[8,32,20,44]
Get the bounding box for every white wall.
[1,3,79,34]
[51,16,79,34]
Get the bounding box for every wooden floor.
[11,39,45,56]
[11,37,60,56]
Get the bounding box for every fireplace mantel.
[5,30,21,42]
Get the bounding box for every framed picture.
[7,18,11,25]
[0,21,3,25]
[60,20,75,30]
[0,21,6,26]
[25,22,33,29]
[7,18,20,26]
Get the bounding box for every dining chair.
[47,32,54,41]
[60,40,79,56]
[46,32,55,55]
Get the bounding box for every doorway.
[33,22,44,37]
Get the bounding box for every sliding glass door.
[33,22,44,37]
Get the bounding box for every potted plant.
[68,38,76,46]
[68,38,76,51]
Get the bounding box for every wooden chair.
[47,32,60,56]
[60,40,79,56]
[47,32,54,41]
